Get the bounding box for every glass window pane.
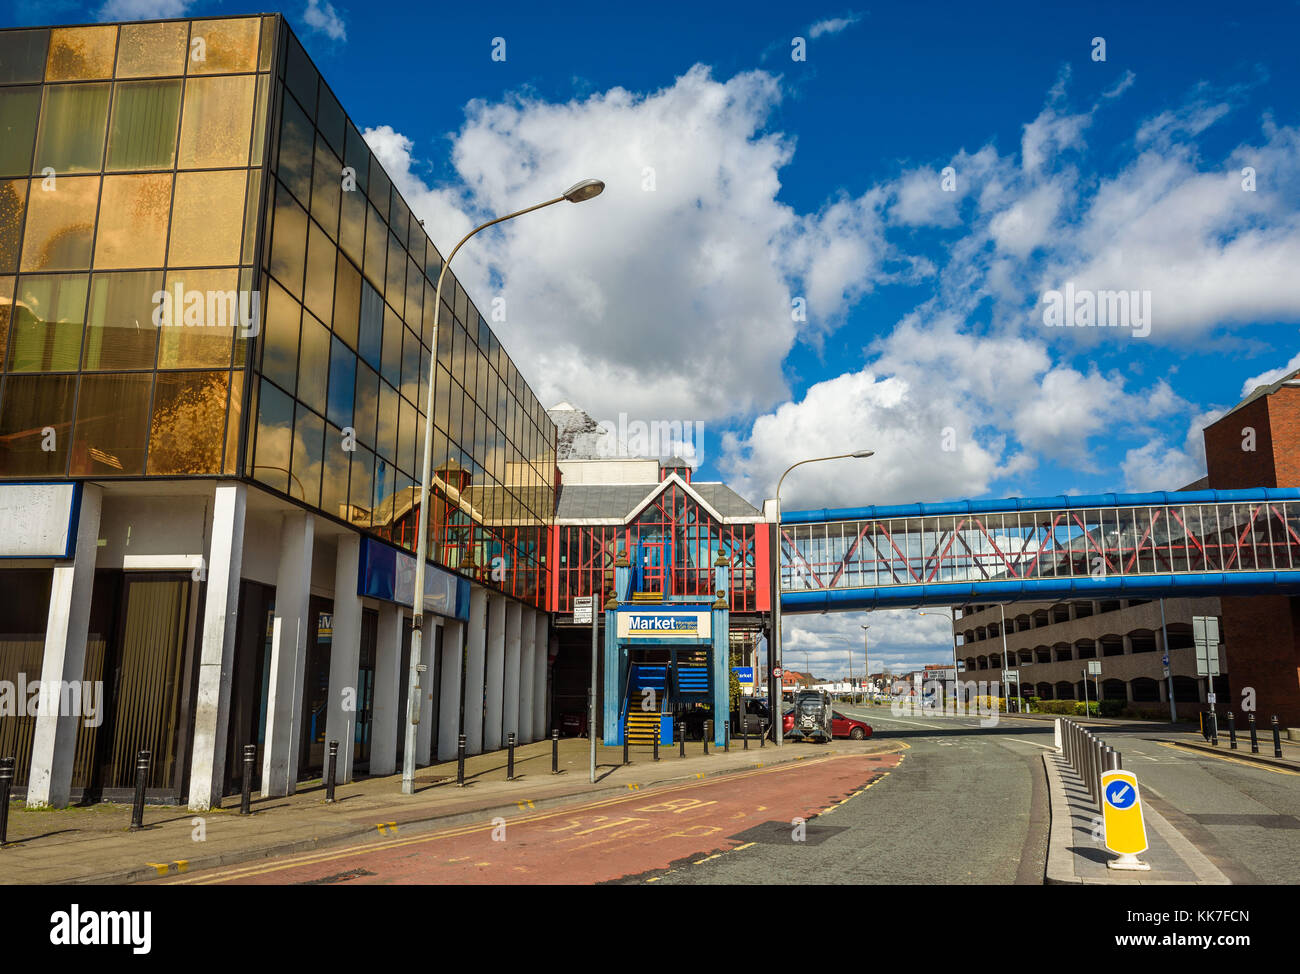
[399,395,416,475]
[148,370,229,474]
[297,311,330,416]
[115,21,188,79]
[253,376,293,493]
[406,257,423,324]
[223,369,243,475]
[0,29,49,85]
[381,303,401,388]
[105,80,181,170]
[363,202,385,291]
[169,168,245,267]
[401,324,422,404]
[275,89,313,205]
[372,458,394,533]
[321,421,349,519]
[311,135,341,239]
[8,273,87,371]
[46,26,117,82]
[0,275,11,364]
[357,279,382,370]
[326,335,355,430]
[269,181,308,297]
[70,372,152,476]
[283,30,318,117]
[241,168,261,265]
[259,16,277,72]
[0,179,26,275]
[304,220,334,325]
[157,267,238,368]
[0,88,41,177]
[332,253,360,349]
[250,73,270,169]
[259,279,300,393]
[367,154,390,212]
[292,404,324,508]
[347,444,374,529]
[389,189,409,244]
[343,121,369,197]
[177,74,254,169]
[34,83,111,173]
[83,270,163,370]
[338,180,365,266]
[0,373,74,475]
[94,172,171,269]
[187,18,260,75]
[386,231,405,315]
[316,84,345,156]
[353,359,379,447]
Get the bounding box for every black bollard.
[551,729,559,774]
[129,750,150,831]
[240,745,255,815]
[1272,715,1284,758]
[653,726,660,762]
[325,741,338,802]
[703,720,710,756]
[457,733,467,786]
[742,713,749,750]
[1249,713,1259,754]
[622,733,629,766]
[507,732,516,780]
[1227,712,1237,750]
[678,721,686,758]
[0,756,13,847]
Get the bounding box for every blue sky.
[8,0,1300,673]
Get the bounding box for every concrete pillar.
[438,618,464,761]
[369,602,402,776]
[1122,634,1134,655]
[416,621,436,765]
[463,587,488,755]
[262,512,314,797]
[519,607,536,743]
[484,595,506,750]
[26,484,102,808]
[533,614,548,741]
[324,534,362,783]
[502,601,522,744]
[187,482,247,810]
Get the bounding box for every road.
[161,705,1300,885]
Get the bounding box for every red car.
[781,709,872,740]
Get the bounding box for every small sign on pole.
[573,596,593,624]
[1087,660,1102,676]
[1193,616,1221,676]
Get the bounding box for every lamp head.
[563,178,605,202]
[851,449,875,458]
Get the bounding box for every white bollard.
[1054,717,1062,751]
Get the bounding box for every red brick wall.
[1220,595,1300,726]
[1204,396,1275,488]
[1267,386,1300,488]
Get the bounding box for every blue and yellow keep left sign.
[1101,770,1148,856]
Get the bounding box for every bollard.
[1210,709,1219,747]
[622,733,629,766]
[742,714,749,750]
[552,729,559,773]
[703,720,711,755]
[325,740,338,802]
[240,745,256,815]
[678,721,686,758]
[1227,712,1237,750]
[653,727,660,762]
[507,732,516,780]
[0,756,13,847]
[1103,747,1120,773]
[1249,713,1259,754]
[457,733,466,786]
[1273,715,1284,758]
[724,722,730,753]
[129,750,150,831]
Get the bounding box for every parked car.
[831,710,873,740]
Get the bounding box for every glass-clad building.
[0,16,556,809]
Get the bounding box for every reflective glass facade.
[0,17,556,609]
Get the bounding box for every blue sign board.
[732,666,754,684]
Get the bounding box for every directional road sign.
[1101,770,1149,861]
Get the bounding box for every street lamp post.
[771,450,874,746]
[402,178,605,794]
[918,608,960,714]
[859,624,870,706]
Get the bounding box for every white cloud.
[98,0,192,19]
[303,0,346,42]
[1240,345,1300,396]
[808,13,863,39]
[1121,409,1218,491]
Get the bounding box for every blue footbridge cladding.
[778,488,1300,612]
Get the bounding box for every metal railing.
[1057,717,1121,809]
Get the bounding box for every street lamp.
[918,608,960,713]
[403,178,605,794]
[771,450,874,745]
[859,624,869,706]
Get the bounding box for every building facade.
[0,16,555,809]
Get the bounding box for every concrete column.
[533,614,548,741]
[463,587,488,755]
[1122,634,1134,655]
[416,621,436,765]
[26,484,102,808]
[324,534,362,784]
[262,512,314,797]
[502,602,522,744]
[369,602,402,776]
[484,595,506,750]
[187,482,247,810]
[519,607,536,743]
[438,618,464,761]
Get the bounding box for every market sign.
[617,610,711,641]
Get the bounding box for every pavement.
[1042,748,1230,885]
[0,733,894,885]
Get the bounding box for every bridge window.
[1131,678,1160,703]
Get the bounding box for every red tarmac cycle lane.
[180,752,902,885]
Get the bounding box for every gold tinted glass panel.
[0,87,41,177]
[0,275,10,364]
[188,19,259,75]
[106,80,182,170]
[291,404,324,508]
[297,311,329,416]
[115,22,188,79]
[94,173,171,269]
[363,203,385,290]
[71,371,151,475]
[83,270,163,370]
[253,377,293,492]
[34,83,111,173]
[223,369,243,475]
[157,267,238,369]
[304,221,334,325]
[269,183,308,297]
[332,253,360,348]
[147,370,229,474]
[46,26,117,82]
[0,179,26,274]
[169,169,245,267]
[21,175,98,271]
[8,274,87,372]
[0,373,75,476]
[177,74,254,169]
